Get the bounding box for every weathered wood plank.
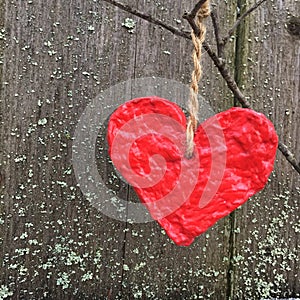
[0,0,138,298]
[230,0,300,299]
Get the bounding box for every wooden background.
[0,0,299,299]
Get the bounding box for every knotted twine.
[186,1,211,158]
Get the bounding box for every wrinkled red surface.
[107,97,278,246]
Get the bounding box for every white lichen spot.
[14,155,27,163]
[134,262,146,271]
[131,230,139,237]
[41,261,53,270]
[38,118,47,126]
[122,18,136,33]
[0,28,7,41]
[15,248,29,256]
[19,265,28,276]
[0,285,13,299]
[64,168,72,175]
[20,232,28,240]
[66,251,83,266]
[133,290,142,299]
[123,264,129,271]
[44,41,52,47]
[56,181,67,188]
[81,271,93,282]
[28,169,33,178]
[28,239,38,245]
[18,208,26,217]
[56,272,70,289]
[133,248,139,254]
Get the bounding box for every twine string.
[186,1,211,158]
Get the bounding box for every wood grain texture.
[0,0,299,299]
[0,1,135,298]
[230,0,300,299]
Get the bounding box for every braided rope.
[186,1,210,158]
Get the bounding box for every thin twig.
[182,13,200,36]
[222,0,268,46]
[102,0,300,175]
[102,0,189,39]
[278,143,300,174]
[210,9,223,58]
[182,1,250,107]
[190,0,208,19]
[202,42,251,108]
[182,0,209,37]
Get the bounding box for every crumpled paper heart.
[107,96,278,246]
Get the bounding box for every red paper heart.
[107,97,278,246]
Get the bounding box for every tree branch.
[210,9,223,58]
[222,0,267,46]
[202,42,251,108]
[190,0,209,19]
[102,0,300,175]
[182,1,250,107]
[278,143,300,174]
[102,0,189,39]
[182,13,200,36]
[182,0,209,37]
